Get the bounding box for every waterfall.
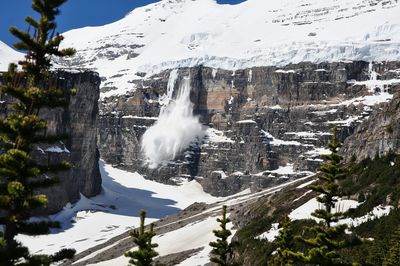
[141,71,205,169]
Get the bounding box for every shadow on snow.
[50,161,180,233]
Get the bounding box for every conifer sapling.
[125,210,159,266]
[292,127,362,265]
[270,216,295,266]
[209,205,232,266]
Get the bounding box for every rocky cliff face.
[342,84,400,162]
[99,61,400,196]
[0,70,102,213]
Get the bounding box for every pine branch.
[49,248,76,262]
[18,221,60,235]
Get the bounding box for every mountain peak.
[56,0,400,98]
[0,40,24,72]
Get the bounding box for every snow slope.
[0,41,23,71]
[56,0,400,97]
[90,216,236,266]
[17,161,219,255]
[16,161,313,265]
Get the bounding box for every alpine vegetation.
[270,216,295,266]
[291,128,362,265]
[0,0,76,264]
[125,210,159,266]
[209,205,233,266]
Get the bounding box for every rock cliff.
[342,84,400,162]
[98,61,400,196]
[0,70,102,213]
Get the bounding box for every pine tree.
[270,216,295,266]
[125,211,159,266]
[209,205,232,266]
[292,128,362,265]
[0,0,76,265]
[383,225,400,266]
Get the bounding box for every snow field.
[53,0,400,98]
[17,161,219,255]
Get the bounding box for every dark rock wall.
[0,70,101,213]
[98,61,400,196]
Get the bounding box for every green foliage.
[235,215,275,266]
[339,208,400,266]
[269,216,295,266]
[125,211,159,266]
[291,128,362,265]
[0,0,76,264]
[341,152,400,217]
[209,205,233,266]
[382,225,400,266]
[234,152,400,266]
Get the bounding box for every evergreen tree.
[292,128,362,265]
[209,205,232,266]
[270,216,295,266]
[125,210,159,266]
[383,225,400,266]
[0,0,76,265]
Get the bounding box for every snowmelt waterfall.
[141,71,205,168]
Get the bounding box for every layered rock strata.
[99,61,400,196]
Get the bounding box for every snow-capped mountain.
[0,40,23,71]
[58,0,400,98]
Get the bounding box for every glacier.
[51,0,400,98]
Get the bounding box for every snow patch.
[256,223,280,242]
[289,197,361,221]
[45,145,70,153]
[212,170,228,179]
[205,127,234,143]
[296,179,316,189]
[236,119,257,124]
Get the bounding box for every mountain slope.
[0,40,23,71]
[58,0,400,98]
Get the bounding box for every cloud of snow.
[141,72,205,168]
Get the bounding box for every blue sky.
[0,0,246,48]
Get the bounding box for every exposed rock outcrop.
[0,70,102,213]
[342,85,400,161]
[98,61,400,196]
